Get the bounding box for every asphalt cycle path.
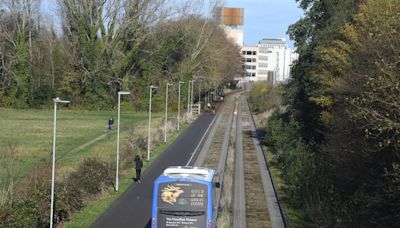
[92,113,215,228]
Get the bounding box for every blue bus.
[151,166,220,228]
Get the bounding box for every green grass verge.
[0,107,161,187]
[264,149,315,228]
[66,124,189,228]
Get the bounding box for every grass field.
[0,107,163,190]
[66,124,188,227]
[0,105,192,227]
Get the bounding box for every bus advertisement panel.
[157,182,208,227]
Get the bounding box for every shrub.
[67,158,113,196]
[266,110,324,221]
[248,82,282,112]
[12,167,85,226]
[0,206,9,227]
[54,181,85,224]
[0,158,113,227]
[6,198,38,227]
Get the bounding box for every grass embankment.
[0,106,191,227]
[263,151,314,228]
[252,112,314,228]
[0,107,157,187]
[66,124,188,227]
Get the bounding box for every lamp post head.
[54,97,70,104]
[118,91,130,95]
[167,83,172,86]
[179,81,184,84]
[150,85,158,89]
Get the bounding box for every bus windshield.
[157,182,208,227]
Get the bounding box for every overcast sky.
[221,0,304,48]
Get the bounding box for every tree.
[0,0,42,108]
[268,0,400,226]
[320,0,400,225]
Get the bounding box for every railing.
[190,103,201,115]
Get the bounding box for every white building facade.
[257,38,298,84]
[241,46,258,80]
[237,38,298,86]
[224,28,244,47]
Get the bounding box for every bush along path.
[0,115,187,227]
[67,121,190,228]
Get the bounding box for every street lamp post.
[215,83,218,100]
[177,81,184,131]
[115,91,130,192]
[50,97,70,228]
[147,85,157,161]
[187,80,191,114]
[164,83,172,143]
[190,80,195,114]
[198,82,201,114]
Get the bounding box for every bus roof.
[161,166,215,182]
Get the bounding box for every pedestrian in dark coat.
[134,155,143,183]
[108,116,114,130]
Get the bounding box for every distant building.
[214,7,244,46]
[224,29,244,47]
[257,38,298,84]
[237,38,298,86]
[214,7,298,86]
[241,45,258,79]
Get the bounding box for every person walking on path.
[108,116,114,130]
[134,155,143,183]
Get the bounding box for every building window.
[242,51,246,55]
[268,71,274,78]
[246,51,252,55]
[253,51,257,55]
[252,73,256,77]
[252,66,256,70]
[242,58,257,62]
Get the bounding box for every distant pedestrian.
[134,155,143,183]
[207,102,211,110]
[108,116,114,130]
[212,105,215,115]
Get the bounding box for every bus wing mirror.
[214,182,221,188]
